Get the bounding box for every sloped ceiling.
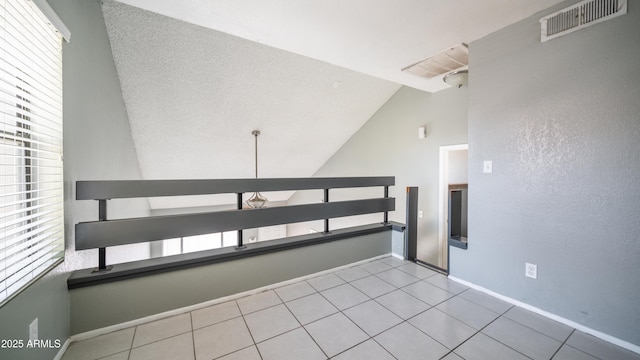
[112,0,566,92]
[101,1,401,209]
[101,0,565,209]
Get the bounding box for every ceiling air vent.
[541,0,627,42]
[402,43,468,79]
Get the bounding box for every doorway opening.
[438,144,468,272]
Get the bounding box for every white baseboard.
[448,276,640,355]
[53,338,71,360]
[69,254,391,343]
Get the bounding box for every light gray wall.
[0,1,150,359]
[0,268,68,360]
[450,0,640,347]
[70,230,391,333]
[287,86,468,265]
[54,0,151,270]
[447,150,468,185]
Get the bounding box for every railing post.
[94,199,111,272]
[324,189,330,233]
[236,193,245,249]
[405,187,418,261]
[383,186,389,224]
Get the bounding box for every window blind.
[0,0,64,305]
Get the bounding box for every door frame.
[438,144,468,271]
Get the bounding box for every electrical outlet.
[29,318,38,341]
[525,263,537,279]
[418,210,424,218]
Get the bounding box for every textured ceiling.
[101,0,566,209]
[113,0,566,92]
[101,1,400,209]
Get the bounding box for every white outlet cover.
[525,263,537,279]
[483,161,493,173]
[29,318,38,341]
[418,210,424,218]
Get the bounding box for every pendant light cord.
[252,130,260,179]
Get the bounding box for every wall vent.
[540,0,626,42]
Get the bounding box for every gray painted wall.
[448,150,468,185]
[70,231,391,334]
[287,86,468,266]
[0,1,150,359]
[0,268,68,360]
[54,0,151,270]
[450,0,640,347]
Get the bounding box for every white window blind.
[0,0,64,305]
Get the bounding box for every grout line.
[329,260,467,358]
[189,312,196,360]
[69,255,638,360]
[129,325,137,353]
[501,309,575,346]
[400,285,518,359]
[442,306,505,358]
[67,254,392,344]
[448,276,640,356]
[73,257,448,359]
[549,329,576,359]
[300,322,330,359]
[222,345,262,360]
[371,336,400,360]
[320,259,415,358]
[255,342,265,360]
[93,350,132,360]
[129,331,194,352]
[397,297,456,353]
[368,321,412,359]
[273,282,334,356]
[239,311,259,352]
[305,262,391,358]
[324,301,373,358]
[457,307,541,360]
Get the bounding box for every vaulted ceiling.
[101,0,565,209]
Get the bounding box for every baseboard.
[69,253,391,343]
[448,276,640,355]
[52,338,71,360]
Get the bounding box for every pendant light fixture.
[443,69,468,88]
[246,130,268,208]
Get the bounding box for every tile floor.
[61,256,640,360]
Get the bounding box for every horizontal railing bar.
[68,223,395,289]
[76,177,395,200]
[75,198,395,250]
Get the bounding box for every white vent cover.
[541,0,626,42]
[402,44,468,79]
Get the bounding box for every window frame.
[0,0,67,307]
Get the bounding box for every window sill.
[448,236,468,250]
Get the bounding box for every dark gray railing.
[75,177,395,272]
